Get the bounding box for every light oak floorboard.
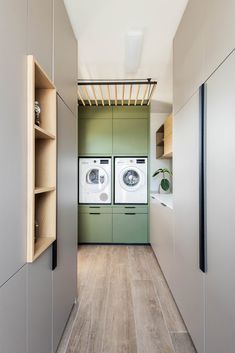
[171,332,197,353]
[58,245,195,353]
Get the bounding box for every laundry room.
[77,82,173,244]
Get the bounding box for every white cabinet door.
[205,50,235,353]
[150,198,173,288]
[173,91,205,353]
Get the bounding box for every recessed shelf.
[35,125,55,140]
[35,186,55,194]
[27,55,57,263]
[33,237,55,261]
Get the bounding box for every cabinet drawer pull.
[89,212,101,215]
[125,213,136,215]
[89,206,100,209]
[125,206,136,209]
[161,203,167,207]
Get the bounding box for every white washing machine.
[79,157,112,204]
[115,157,148,204]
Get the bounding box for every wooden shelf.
[35,186,55,194]
[33,237,55,261]
[35,125,55,140]
[27,55,57,263]
[156,114,173,159]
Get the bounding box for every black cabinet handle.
[199,83,207,273]
[89,206,100,209]
[52,240,57,271]
[125,213,136,215]
[161,203,167,207]
[89,212,101,215]
[125,206,136,209]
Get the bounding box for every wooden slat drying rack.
[77,79,157,107]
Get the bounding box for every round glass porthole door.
[86,168,99,184]
[123,169,140,187]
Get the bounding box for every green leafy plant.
[152,168,172,192]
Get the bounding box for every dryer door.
[82,166,108,192]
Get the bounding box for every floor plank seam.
[145,249,177,353]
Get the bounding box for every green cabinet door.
[113,118,148,155]
[113,106,149,119]
[78,118,112,155]
[113,213,148,243]
[78,212,112,243]
[78,106,112,119]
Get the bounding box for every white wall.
[150,101,172,192]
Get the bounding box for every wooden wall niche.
[27,55,56,262]
[156,114,173,159]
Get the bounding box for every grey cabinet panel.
[53,97,77,352]
[27,248,52,353]
[150,199,173,288]
[204,0,235,82]
[173,0,206,114]
[54,0,78,116]
[206,51,235,353]
[0,266,27,353]
[0,0,27,286]
[28,0,53,78]
[173,92,205,353]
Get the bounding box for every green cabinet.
[78,118,112,155]
[113,119,148,155]
[113,213,148,243]
[78,106,112,119]
[78,207,112,243]
[113,106,149,119]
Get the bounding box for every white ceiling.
[64,0,188,104]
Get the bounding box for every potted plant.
[152,168,172,193]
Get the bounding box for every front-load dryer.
[114,157,148,204]
[79,157,112,204]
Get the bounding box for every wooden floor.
[57,245,197,353]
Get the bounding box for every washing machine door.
[82,166,108,192]
[119,167,144,191]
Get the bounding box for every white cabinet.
[0,266,27,353]
[173,91,205,353]
[205,50,235,353]
[150,196,173,288]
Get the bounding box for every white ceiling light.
[125,30,144,74]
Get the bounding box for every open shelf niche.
[27,55,56,262]
[156,114,173,159]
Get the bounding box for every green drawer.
[113,213,148,243]
[113,106,149,119]
[78,106,112,119]
[78,212,112,243]
[78,205,112,214]
[112,206,148,214]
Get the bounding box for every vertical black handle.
[52,240,57,270]
[199,84,207,273]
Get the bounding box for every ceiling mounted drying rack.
[77,78,157,107]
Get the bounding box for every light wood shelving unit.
[27,55,56,263]
[156,114,173,159]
